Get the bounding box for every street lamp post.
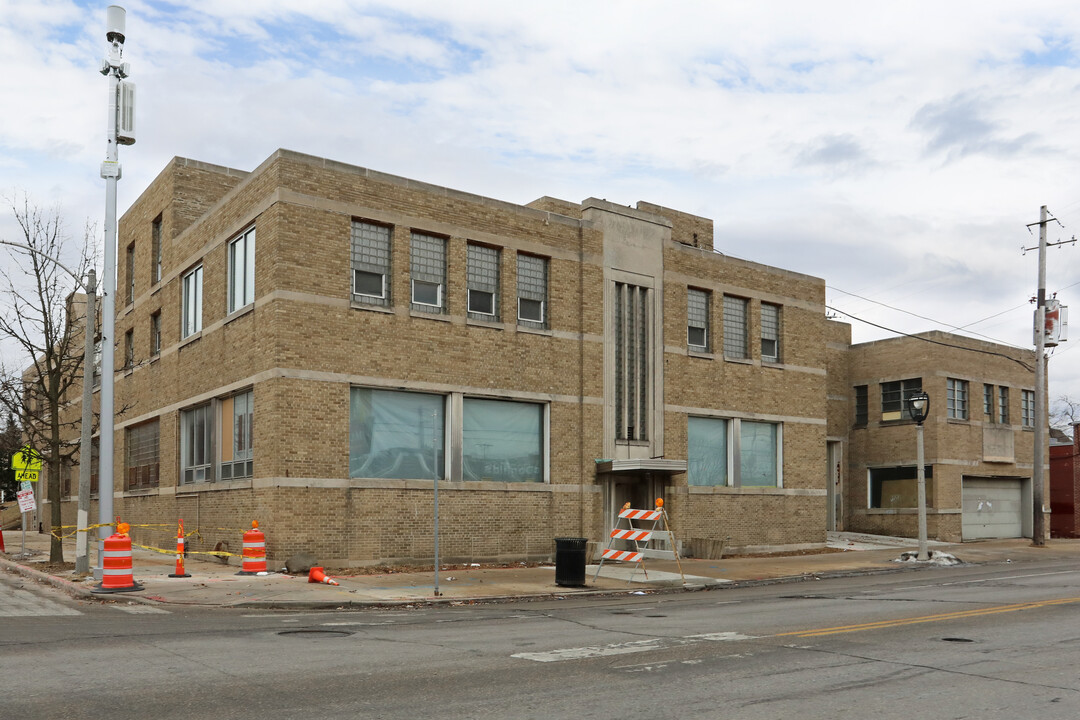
[908,391,931,561]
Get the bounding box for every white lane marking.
[511,631,756,663]
[896,570,1080,591]
[111,604,171,614]
[321,621,395,626]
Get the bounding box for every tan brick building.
[43,149,834,566]
[828,326,1043,542]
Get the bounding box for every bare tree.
[0,194,96,563]
[1051,395,1080,434]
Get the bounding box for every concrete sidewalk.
[2,529,1078,609]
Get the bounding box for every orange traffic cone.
[168,519,191,578]
[308,566,339,586]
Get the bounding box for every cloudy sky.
[2,0,1079,408]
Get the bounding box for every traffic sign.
[17,487,35,513]
[11,445,41,482]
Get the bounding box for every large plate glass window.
[350,388,444,479]
[462,399,543,482]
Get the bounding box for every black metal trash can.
[554,537,588,587]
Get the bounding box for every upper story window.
[150,312,161,358]
[351,220,391,307]
[947,378,968,419]
[722,295,748,359]
[1021,389,1035,428]
[467,243,500,320]
[854,385,868,426]
[881,378,921,421]
[517,254,548,329]
[761,303,780,362]
[228,226,255,313]
[181,265,203,339]
[151,215,162,285]
[410,231,447,313]
[614,282,650,442]
[123,329,134,370]
[998,386,1010,424]
[125,242,135,305]
[687,288,710,351]
[984,383,994,420]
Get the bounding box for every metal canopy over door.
[962,476,1027,540]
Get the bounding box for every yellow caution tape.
[129,542,244,558]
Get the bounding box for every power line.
[827,285,1020,347]
[826,305,1034,372]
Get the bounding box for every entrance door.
[827,441,843,532]
[604,474,665,550]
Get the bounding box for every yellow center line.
[774,597,1080,638]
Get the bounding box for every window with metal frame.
[410,232,447,312]
[151,215,162,285]
[517,254,548,328]
[126,420,159,490]
[998,386,1010,424]
[869,465,934,508]
[181,266,202,338]
[124,329,133,370]
[947,378,968,419]
[351,220,391,307]
[180,403,213,484]
[984,383,994,420]
[687,288,709,351]
[467,243,500,320]
[722,295,748,359]
[220,390,253,480]
[854,385,868,426]
[125,242,135,305]
[1021,389,1035,428]
[881,378,922,421]
[228,226,255,314]
[150,312,161,357]
[761,303,780,362]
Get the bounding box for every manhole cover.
[645,614,667,618]
[278,629,353,638]
[941,637,974,643]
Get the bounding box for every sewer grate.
[278,629,353,638]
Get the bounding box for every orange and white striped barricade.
[92,522,144,593]
[237,520,270,575]
[593,499,684,585]
[168,519,191,578]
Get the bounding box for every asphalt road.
[3,558,1080,719]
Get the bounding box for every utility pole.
[97,6,134,579]
[1024,206,1074,547]
[75,269,96,575]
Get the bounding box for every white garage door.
[962,477,1024,540]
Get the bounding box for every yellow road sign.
[12,445,42,482]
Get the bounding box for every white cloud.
[2,0,1080,398]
